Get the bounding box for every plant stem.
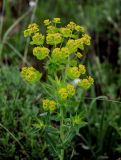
[60,150,64,160]
[60,105,64,160]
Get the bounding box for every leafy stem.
[59,103,64,160]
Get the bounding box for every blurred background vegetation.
[0,0,121,159]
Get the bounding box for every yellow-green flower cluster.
[76,52,83,59]
[66,21,77,30]
[79,64,86,74]
[33,47,50,60]
[66,38,86,53]
[21,67,42,83]
[46,33,63,45]
[30,33,44,45]
[75,39,84,50]
[52,47,69,62]
[47,26,59,33]
[81,34,91,46]
[58,88,68,100]
[53,18,61,23]
[44,19,51,26]
[78,76,94,89]
[44,18,61,27]
[58,84,75,100]
[42,99,56,112]
[66,84,75,97]
[66,22,85,34]
[66,35,91,53]
[60,27,72,38]
[66,39,78,54]
[66,67,80,79]
[75,25,85,33]
[22,18,94,93]
[66,64,86,79]
[24,23,39,37]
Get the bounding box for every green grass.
[0,66,46,159]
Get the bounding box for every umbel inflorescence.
[21,18,94,112]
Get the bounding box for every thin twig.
[0,0,5,41]
[22,0,39,65]
[81,96,121,104]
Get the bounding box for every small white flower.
[72,78,80,86]
[29,1,36,8]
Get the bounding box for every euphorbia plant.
[21,18,94,159]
